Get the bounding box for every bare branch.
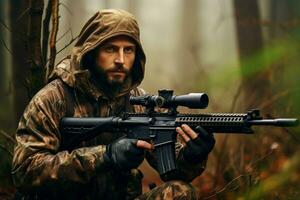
[16,7,31,22]
[0,130,15,157]
[281,128,300,144]
[246,148,275,172]
[0,37,13,55]
[56,28,71,43]
[0,19,11,32]
[55,35,78,54]
[230,82,243,112]
[0,130,15,145]
[46,35,78,65]
[0,19,27,41]
[259,88,300,110]
[46,0,59,81]
[213,134,230,188]
[213,0,232,32]
[0,143,13,157]
[205,147,277,199]
[59,2,73,16]
[204,174,251,199]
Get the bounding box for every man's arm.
[11,83,107,194]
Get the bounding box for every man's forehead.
[102,35,136,46]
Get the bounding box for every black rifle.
[60,89,299,176]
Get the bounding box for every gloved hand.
[103,137,145,171]
[176,124,215,164]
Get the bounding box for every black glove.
[103,137,145,171]
[183,126,215,164]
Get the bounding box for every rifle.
[60,89,299,176]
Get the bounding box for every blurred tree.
[10,0,45,124]
[0,3,5,96]
[10,0,31,126]
[127,0,139,15]
[10,0,61,123]
[269,0,298,38]
[176,0,203,92]
[0,2,15,197]
[0,0,60,195]
[268,0,300,118]
[208,0,273,196]
[233,0,271,110]
[0,0,13,131]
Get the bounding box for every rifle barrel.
[248,118,299,127]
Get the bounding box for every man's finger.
[181,124,198,140]
[136,140,153,150]
[176,127,191,142]
[196,126,215,143]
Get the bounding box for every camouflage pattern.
[12,9,205,199]
[136,181,198,200]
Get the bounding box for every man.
[12,9,215,199]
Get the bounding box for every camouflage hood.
[49,9,146,100]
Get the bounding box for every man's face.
[94,35,136,87]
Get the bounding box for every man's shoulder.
[31,79,70,104]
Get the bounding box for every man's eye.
[124,47,135,54]
[104,46,115,53]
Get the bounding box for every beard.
[91,64,132,97]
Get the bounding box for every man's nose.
[115,49,124,64]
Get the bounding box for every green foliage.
[192,25,300,200]
[238,151,300,200]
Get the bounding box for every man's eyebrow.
[101,43,117,47]
[103,42,136,47]
[124,44,136,47]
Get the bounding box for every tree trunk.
[176,0,203,91]
[232,0,271,192]
[10,0,30,124]
[10,0,44,123]
[268,0,300,116]
[0,0,14,131]
[26,0,45,96]
[234,0,271,110]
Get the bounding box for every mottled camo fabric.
[12,9,205,200]
[136,181,198,200]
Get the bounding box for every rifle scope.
[130,90,209,109]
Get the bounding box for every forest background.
[0,0,300,199]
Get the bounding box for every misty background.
[1,0,300,199]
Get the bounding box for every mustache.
[106,66,129,73]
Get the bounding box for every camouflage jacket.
[12,9,205,200]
